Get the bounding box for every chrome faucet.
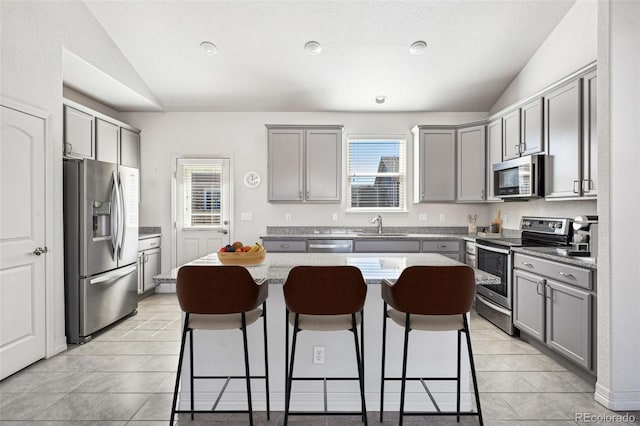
[371,215,383,234]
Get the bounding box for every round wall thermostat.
[243,171,261,188]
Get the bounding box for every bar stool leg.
[240,313,254,426]
[457,329,462,422]
[189,329,194,420]
[379,303,388,422]
[284,314,300,426]
[170,314,190,425]
[399,313,411,426]
[361,308,365,422]
[262,302,271,420]
[463,315,483,426]
[352,313,367,425]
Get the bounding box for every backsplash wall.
[489,198,597,230]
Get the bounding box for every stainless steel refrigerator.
[64,159,139,343]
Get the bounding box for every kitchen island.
[158,253,498,414]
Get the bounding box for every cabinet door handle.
[545,284,552,299]
[65,142,73,154]
[522,261,534,268]
[573,180,580,194]
[520,142,526,154]
[582,179,592,192]
[281,244,290,248]
[306,191,310,199]
[514,144,520,155]
[298,191,303,199]
[437,244,447,248]
[480,189,485,199]
[536,280,545,296]
[559,271,575,279]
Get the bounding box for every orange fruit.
[243,246,252,252]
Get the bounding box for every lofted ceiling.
[75,0,576,113]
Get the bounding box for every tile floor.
[1,293,638,425]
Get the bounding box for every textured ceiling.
[77,0,576,112]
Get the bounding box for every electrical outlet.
[285,213,292,222]
[240,212,253,221]
[332,213,338,222]
[439,213,446,222]
[313,346,325,364]
[418,213,428,222]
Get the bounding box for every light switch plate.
[332,213,338,222]
[439,213,446,222]
[285,213,292,222]
[419,213,428,222]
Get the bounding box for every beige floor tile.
[476,371,538,393]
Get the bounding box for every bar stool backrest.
[177,265,267,314]
[283,266,367,315]
[383,265,475,315]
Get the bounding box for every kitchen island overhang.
[155,253,498,413]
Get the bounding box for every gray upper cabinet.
[520,98,544,156]
[486,118,503,201]
[457,124,486,202]
[544,79,582,199]
[502,108,520,161]
[96,118,119,164]
[64,105,94,159]
[502,98,543,160]
[267,125,342,203]
[581,70,597,197]
[414,127,456,202]
[120,128,141,168]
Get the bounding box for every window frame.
[346,135,408,213]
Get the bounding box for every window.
[347,136,406,211]
[182,162,224,228]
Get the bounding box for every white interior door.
[0,105,46,379]
[175,158,231,266]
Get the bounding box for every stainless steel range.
[474,216,573,335]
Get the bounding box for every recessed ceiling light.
[200,41,218,55]
[375,95,387,104]
[304,41,322,55]
[409,40,428,55]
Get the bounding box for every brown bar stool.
[283,266,368,426]
[379,265,483,426]
[169,265,270,426]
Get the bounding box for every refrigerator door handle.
[89,264,137,285]
[117,171,126,260]
[110,171,118,260]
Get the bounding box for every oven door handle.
[476,243,511,255]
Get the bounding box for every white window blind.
[347,138,406,211]
[182,164,223,228]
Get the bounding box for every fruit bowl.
[217,250,266,266]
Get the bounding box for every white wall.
[122,111,491,269]
[594,0,640,411]
[490,0,597,114]
[0,0,162,356]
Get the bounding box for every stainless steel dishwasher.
[307,239,353,253]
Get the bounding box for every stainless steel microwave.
[492,154,545,199]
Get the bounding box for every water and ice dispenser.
[92,201,112,239]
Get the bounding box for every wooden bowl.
[217,250,266,266]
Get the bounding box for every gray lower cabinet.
[513,253,594,370]
[413,127,456,202]
[267,125,342,203]
[354,240,420,253]
[457,124,486,202]
[262,240,307,252]
[138,236,161,295]
[422,240,461,261]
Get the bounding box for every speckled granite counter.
[139,226,161,239]
[512,247,597,270]
[153,252,499,292]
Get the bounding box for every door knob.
[217,229,228,234]
[33,247,48,256]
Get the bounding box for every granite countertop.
[154,252,500,286]
[260,233,466,241]
[139,226,161,239]
[512,247,597,270]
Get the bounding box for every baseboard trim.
[595,382,640,411]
